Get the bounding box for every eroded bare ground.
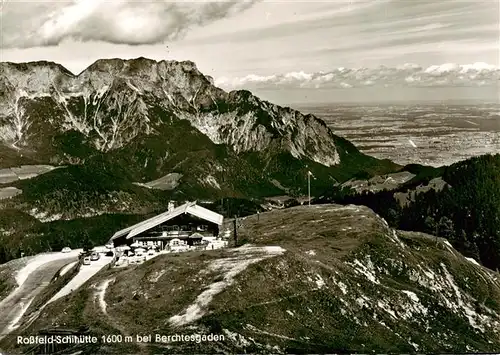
[2,204,500,354]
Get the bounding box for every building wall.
[112,213,220,247]
[138,214,219,239]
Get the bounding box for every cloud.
[215,63,500,90]
[0,0,259,48]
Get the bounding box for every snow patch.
[245,324,297,341]
[466,257,480,266]
[315,274,326,289]
[408,339,420,351]
[440,263,492,332]
[377,300,397,318]
[126,80,141,93]
[443,240,453,249]
[337,281,348,295]
[349,256,380,284]
[59,261,78,277]
[399,290,428,319]
[235,245,286,255]
[355,294,370,308]
[95,278,113,315]
[204,175,221,189]
[387,230,405,249]
[223,329,252,347]
[402,290,419,303]
[148,269,166,283]
[169,245,285,327]
[27,208,63,222]
[310,219,324,223]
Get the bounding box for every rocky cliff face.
[0,58,339,166]
[0,57,398,223]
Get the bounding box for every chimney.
[168,201,175,212]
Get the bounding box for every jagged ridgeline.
[0,58,396,210]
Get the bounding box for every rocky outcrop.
[0,58,340,166]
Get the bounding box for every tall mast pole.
[308,171,311,206]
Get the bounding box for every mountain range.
[0,57,396,222]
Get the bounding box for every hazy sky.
[1,0,499,103]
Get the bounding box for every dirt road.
[0,257,75,339]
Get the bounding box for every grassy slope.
[319,154,500,270]
[4,205,500,354]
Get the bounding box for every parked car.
[61,247,71,253]
[90,252,100,261]
[105,251,114,257]
[83,257,91,265]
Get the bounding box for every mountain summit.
[1,58,340,164]
[0,58,396,219]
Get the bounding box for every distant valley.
[297,103,500,167]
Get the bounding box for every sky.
[1,0,499,104]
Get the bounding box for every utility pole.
[233,215,238,246]
[308,171,311,206]
[307,170,315,206]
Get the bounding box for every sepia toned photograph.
[0,0,499,353]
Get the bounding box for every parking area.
[48,249,112,303]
